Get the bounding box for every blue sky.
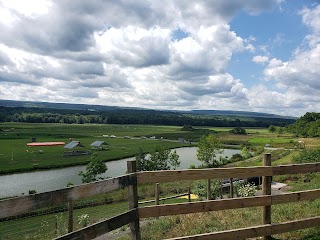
[0,0,319,117]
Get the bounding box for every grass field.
[0,123,193,174]
[0,123,305,174]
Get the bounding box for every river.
[0,147,240,198]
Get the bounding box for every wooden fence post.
[207,179,212,200]
[68,200,73,233]
[188,187,191,202]
[230,178,234,198]
[262,153,272,240]
[127,160,141,240]
[155,183,160,205]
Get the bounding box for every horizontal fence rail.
[165,216,320,240]
[0,174,134,219]
[137,162,320,184]
[138,189,320,218]
[56,210,136,240]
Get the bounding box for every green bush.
[293,149,320,164]
[192,180,221,199]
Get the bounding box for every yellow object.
[179,194,199,200]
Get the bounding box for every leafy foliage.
[135,147,180,171]
[192,180,221,199]
[293,149,320,164]
[229,127,246,134]
[78,153,107,183]
[287,112,320,137]
[197,135,223,167]
[241,147,252,159]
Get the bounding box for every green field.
[0,123,306,174]
[0,123,192,174]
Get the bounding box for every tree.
[241,147,252,159]
[229,127,246,135]
[135,146,180,171]
[197,135,223,167]
[79,153,107,183]
[268,125,276,133]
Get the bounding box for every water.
[0,147,240,198]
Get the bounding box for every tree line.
[0,106,295,127]
[286,112,320,137]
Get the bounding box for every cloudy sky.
[0,0,319,117]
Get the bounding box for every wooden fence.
[1,153,320,240]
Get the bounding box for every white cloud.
[260,4,320,116]
[2,0,304,116]
[252,55,269,64]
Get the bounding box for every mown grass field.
[0,123,191,174]
[0,122,312,174]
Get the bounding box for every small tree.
[241,147,252,159]
[136,146,180,171]
[79,153,107,183]
[197,135,223,167]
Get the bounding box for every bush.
[193,180,221,199]
[236,183,257,197]
[293,149,320,164]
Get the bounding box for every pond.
[0,147,241,198]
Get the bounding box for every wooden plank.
[56,210,136,240]
[137,167,273,184]
[139,189,320,219]
[127,160,141,240]
[166,224,272,240]
[273,163,320,175]
[165,216,320,240]
[0,174,134,219]
[271,216,320,234]
[272,189,320,204]
[262,154,272,240]
[139,195,271,218]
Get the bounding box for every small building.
[63,141,90,157]
[90,140,108,150]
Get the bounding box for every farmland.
[0,122,312,174]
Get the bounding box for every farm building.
[63,141,90,157]
[90,140,108,150]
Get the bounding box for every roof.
[90,140,106,147]
[27,142,65,147]
[64,141,80,149]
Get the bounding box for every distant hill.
[0,99,295,119]
[189,110,296,119]
[0,99,296,127]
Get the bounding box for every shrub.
[293,149,320,164]
[78,214,90,227]
[236,183,257,197]
[193,180,221,199]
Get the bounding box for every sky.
[0,1,319,117]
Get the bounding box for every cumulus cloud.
[0,0,298,115]
[252,55,269,64]
[261,4,320,115]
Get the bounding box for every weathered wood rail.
[1,154,320,240]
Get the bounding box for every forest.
[0,105,295,127]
